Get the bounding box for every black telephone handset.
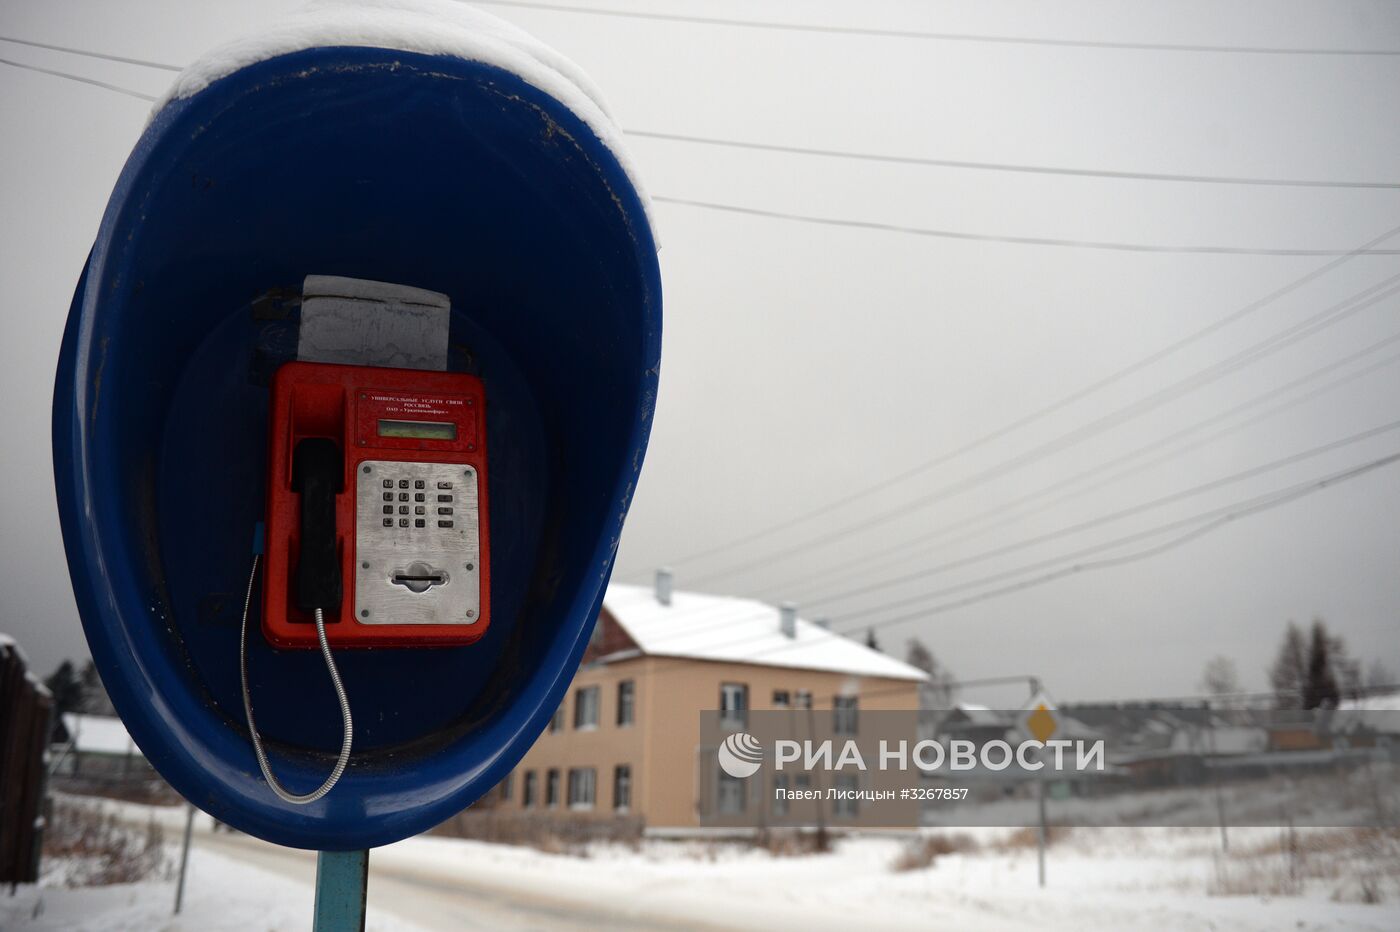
[291,437,343,615]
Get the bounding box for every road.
[193,827,718,931]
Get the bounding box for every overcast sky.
[2,0,1398,703]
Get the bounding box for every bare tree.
[1199,655,1241,698]
[905,638,956,708]
[1365,659,1397,692]
[1303,620,1341,710]
[78,658,117,716]
[1269,621,1308,707]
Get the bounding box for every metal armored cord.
[239,554,353,804]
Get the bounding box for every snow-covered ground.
[0,840,420,932]
[4,796,1398,930]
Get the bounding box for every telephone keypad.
[364,465,468,538]
[356,460,480,626]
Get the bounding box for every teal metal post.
[313,850,368,932]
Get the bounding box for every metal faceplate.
[355,460,481,626]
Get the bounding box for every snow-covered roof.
[601,584,927,681]
[951,703,1010,727]
[0,633,51,697]
[1338,692,1400,712]
[61,714,142,757]
[1168,725,1268,755]
[151,0,650,229]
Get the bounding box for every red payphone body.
[263,361,491,649]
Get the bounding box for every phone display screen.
[377,419,458,441]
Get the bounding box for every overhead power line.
[10,35,1400,192]
[628,221,1400,580]
[473,1,1400,56]
[782,338,1400,600]
[14,58,1393,260]
[629,130,1400,191]
[813,416,1400,614]
[682,272,1400,588]
[659,446,1400,663]
[841,448,1400,634]
[653,196,1400,256]
[0,56,156,101]
[0,35,180,71]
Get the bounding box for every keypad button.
[382,479,392,489]
[438,520,454,528]
[382,505,393,515]
[414,505,425,515]
[399,493,409,502]
[437,494,452,502]
[437,481,453,489]
[414,480,425,489]
[414,493,425,502]
[414,518,426,528]
[438,507,452,515]
[399,517,409,528]
[398,479,409,489]
[383,518,393,527]
[399,505,409,515]
[383,493,393,502]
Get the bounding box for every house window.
[617,680,635,726]
[717,768,746,814]
[614,765,632,812]
[574,685,600,730]
[546,768,560,808]
[500,771,513,801]
[549,703,564,733]
[567,768,597,809]
[833,773,859,818]
[772,690,790,708]
[833,695,859,734]
[522,771,537,808]
[773,774,790,817]
[720,682,749,729]
[794,690,813,710]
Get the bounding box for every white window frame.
[616,680,636,727]
[613,764,632,812]
[833,695,859,734]
[574,685,600,731]
[833,773,860,818]
[717,767,746,814]
[720,682,749,729]
[568,767,597,810]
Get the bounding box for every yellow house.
[498,573,927,830]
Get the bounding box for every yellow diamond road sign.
[1021,691,1058,743]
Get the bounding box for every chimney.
[779,602,798,638]
[655,567,673,607]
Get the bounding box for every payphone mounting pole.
[313,850,369,932]
[294,275,455,930]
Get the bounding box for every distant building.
[51,713,155,783]
[494,574,926,830]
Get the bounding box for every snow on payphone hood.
[150,0,654,236]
